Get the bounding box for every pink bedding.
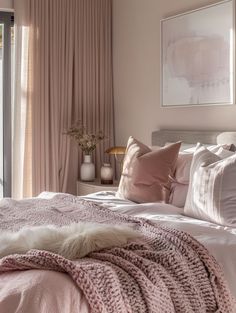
[0,270,89,313]
[0,193,235,313]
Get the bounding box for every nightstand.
[77,179,119,196]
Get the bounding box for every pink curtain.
[13,0,114,197]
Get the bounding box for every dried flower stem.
[65,124,105,155]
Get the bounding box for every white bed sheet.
[82,191,236,299]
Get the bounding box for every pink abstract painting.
[161,0,233,106]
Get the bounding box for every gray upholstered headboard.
[152,130,236,150]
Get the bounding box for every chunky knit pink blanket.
[0,193,235,313]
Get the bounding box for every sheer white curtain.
[12,0,114,198]
[12,0,32,198]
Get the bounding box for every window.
[0,12,14,197]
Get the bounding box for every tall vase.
[80,154,95,182]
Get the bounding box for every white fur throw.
[0,223,138,260]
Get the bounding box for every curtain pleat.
[12,0,31,198]
[13,0,114,197]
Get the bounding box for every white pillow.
[183,143,231,154]
[169,183,189,208]
[169,144,231,208]
[215,147,235,159]
[184,144,236,226]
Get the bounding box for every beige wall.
[112,0,236,146]
[0,0,13,10]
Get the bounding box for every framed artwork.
[161,0,234,107]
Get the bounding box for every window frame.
[0,12,14,197]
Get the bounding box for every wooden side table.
[77,179,119,196]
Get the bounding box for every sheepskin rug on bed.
[0,223,138,259]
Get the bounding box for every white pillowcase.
[184,144,236,227]
[169,144,231,208]
[215,147,235,159]
[183,143,232,154]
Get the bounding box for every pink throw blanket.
[0,194,235,312]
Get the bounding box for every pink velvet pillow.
[116,137,181,203]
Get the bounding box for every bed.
[0,130,236,313]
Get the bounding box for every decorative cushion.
[184,144,236,226]
[183,143,232,154]
[116,137,181,203]
[215,147,235,159]
[169,183,189,208]
[169,144,232,208]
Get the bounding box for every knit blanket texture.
[0,193,235,313]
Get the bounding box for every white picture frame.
[161,0,234,107]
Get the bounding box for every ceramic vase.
[100,163,113,184]
[80,154,95,181]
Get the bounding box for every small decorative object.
[65,123,105,181]
[100,163,113,184]
[105,146,126,177]
[81,155,95,181]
